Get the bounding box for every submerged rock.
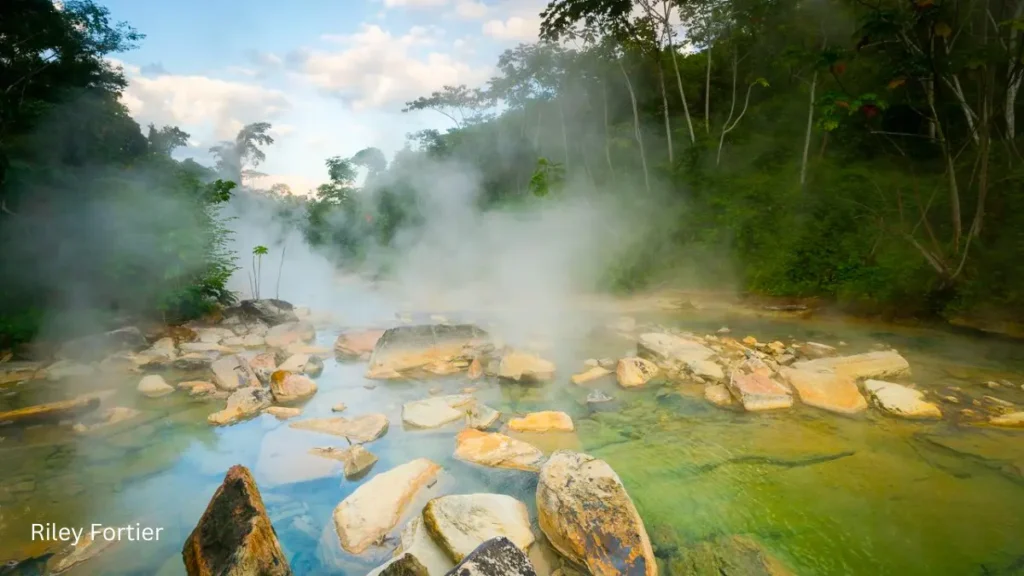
[442,537,538,576]
[704,384,733,407]
[423,494,535,563]
[367,517,453,576]
[269,370,318,404]
[334,329,386,359]
[208,387,272,426]
[791,350,910,380]
[403,395,475,428]
[182,464,291,576]
[290,414,389,443]
[508,411,574,433]
[454,429,545,472]
[536,451,656,576]
[466,403,501,430]
[586,390,614,405]
[264,406,302,420]
[571,366,612,385]
[0,361,47,386]
[672,535,793,576]
[0,394,101,426]
[863,380,942,419]
[498,351,556,382]
[310,444,379,479]
[45,359,97,380]
[616,358,659,388]
[73,406,141,433]
[211,355,261,391]
[782,368,867,414]
[138,374,175,398]
[333,458,441,554]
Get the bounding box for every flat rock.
[782,368,867,414]
[182,464,292,576]
[728,360,793,411]
[863,380,942,419]
[454,429,545,472]
[537,451,655,576]
[637,333,715,367]
[367,324,489,379]
[796,342,837,359]
[571,366,611,385]
[466,403,501,429]
[403,395,475,428]
[423,494,535,563]
[791,350,910,380]
[270,370,318,404]
[688,359,725,382]
[290,414,389,443]
[208,387,272,426]
[249,352,278,383]
[442,537,537,576]
[333,458,441,554]
[265,406,302,420]
[990,412,1024,427]
[367,517,453,576]
[498,351,556,382]
[265,321,316,349]
[73,406,141,433]
[138,374,175,398]
[0,361,47,386]
[334,329,387,358]
[0,394,101,426]
[704,384,733,407]
[310,445,379,479]
[508,411,574,433]
[616,358,659,388]
[211,355,261,391]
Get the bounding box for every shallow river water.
[2,286,1024,576]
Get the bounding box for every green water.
[1,302,1023,575]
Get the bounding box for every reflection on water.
[1,293,1023,575]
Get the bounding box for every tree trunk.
[663,1,695,143]
[800,70,818,189]
[658,65,674,164]
[925,75,962,248]
[705,43,712,134]
[620,60,651,193]
[717,49,740,166]
[603,80,615,177]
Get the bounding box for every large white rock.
[422,494,535,563]
[333,458,441,554]
[137,374,174,398]
[208,387,272,426]
[637,333,715,367]
[211,355,261,391]
[290,414,389,443]
[366,517,454,576]
[402,395,475,428]
[265,321,316,349]
[791,350,911,380]
[863,380,942,419]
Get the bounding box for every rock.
[241,334,265,348]
[0,394,101,426]
[796,342,837,359]
[586,390,614,404]
[704,384,733,407]
[637,333,715,367]
[454,429,544,472]
[73,406,141,433]
[196,327,234,344]
[278,353,323,377]
[265,321,316,349]
[0,361,47,386]
[597,358,616,369]
[269,370,318,404]
[138,374,175,398]
[52,533,117,573]
[674,535,793,576]
[782,368,867,414]
[508,411,574,433]
[776,354,796,366]
[265,406,302,420]
[211,355,261,391]
[571,366,611,385]
[180,342,233,354]
[45,359,97,380]
[58,326,147,362]
[368,517,454,576]
[863,380,942,419]
[249,352,278,383]
[940,395,960,404]
[767,341,786,355]
[983,395,1015,408]
[989,412,1024,427]
[742,336,758,346]
[208,387,272,426]
[728,362,793,411]
[290,414,389,443]
[423,494,535,563]
[442,537,537,576]
[173,353,218,371]
[468,358,484,380]
[182,464,291,576]
[687,359,724,382]
[583,359,599,368]
[368,324,489,379]
[466,403,501,430]
[498,351,556,382]
[403,395,476,428]
[536,451,655,576]
[332,403,347,413]
[333,458,441,554]
[334,329,387,358]
[790,350,911,380]
[189,382,220,398]
[717,327,731,334]
[310,445,379,479]
[237,298,299,326]
[178,379,215,391]
[616,358,659,388]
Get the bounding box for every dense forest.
[2,0,1023,348]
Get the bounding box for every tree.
[147,124,190,157]
[402,85,491,128]
[209,122,275,185]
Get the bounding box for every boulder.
[182,464,291,576]
[310,444,379,479]
[173,353,218,371]
[290,414,389,443]
[367,324,489,379]
[508,411,574,433]
[277,353,323,377]
[403,395,475,428]
[782,368,867,414]
[704,384,733,407]
[0,394,101,426]
[333,458,441,554]
[863,380,942,419]
[571,366,612,385]
[442,537,537,576]
[466,403,501,430]
[211,355,261,391]
[637,333,715,368]
[616,358,659,388]
[536,451,656,576]
[423,494,534,563]
[237,299,299,326]
[334,329,386,358]
[264,321,316,349]
[790,350,910,380]
[249,352,278,383]
[796,342,837,359]
[264,406,302,420]
[368,516,454,576]
[688,359,725,382]
[269,371,318,404]
[208,387,272,426]
[138,374,175,398]
[188,382,220,398]
[498,351,556,382]
[58,326,147,362]
[990,412,1024,428]
[727,359,793,411]
[454,429,544,472]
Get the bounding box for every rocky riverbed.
[1,293,1024,575]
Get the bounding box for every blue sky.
[103,0,547,194]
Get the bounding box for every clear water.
[2,292,1024,576]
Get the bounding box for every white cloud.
[383,0,448,6]
[454,0,488,19]
[295,24,491,110]
[482,15,541,41]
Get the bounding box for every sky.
[102,0,550,195]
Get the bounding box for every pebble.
[332,403,347,413]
